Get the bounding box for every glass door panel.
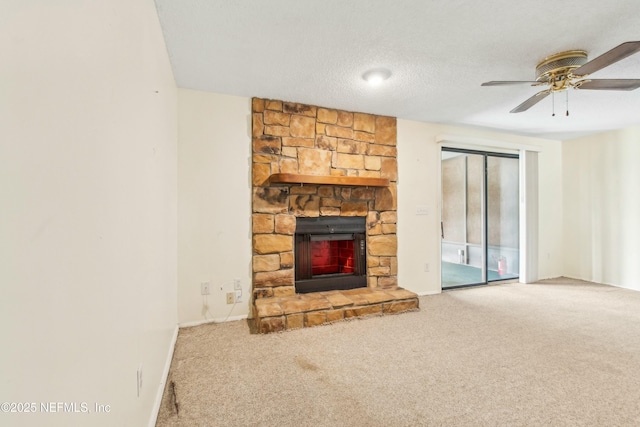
[487,156,520,281]
[441,151,485,288]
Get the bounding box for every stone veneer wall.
[251,98,398,301]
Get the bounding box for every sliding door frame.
[441,147,519,289]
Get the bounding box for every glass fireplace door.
[295,217,367,293]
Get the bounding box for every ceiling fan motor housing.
[535,50,588,82]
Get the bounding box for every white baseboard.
[147,314,249,426]
[148,325,179,427]
[179,314,249,328]
[417,290,441,296]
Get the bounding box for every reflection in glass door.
[487,156,520,282]
[441,149,519,289]
[441,151,485,287]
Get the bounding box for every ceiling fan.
[482,41,640,114]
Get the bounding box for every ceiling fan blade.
[510,90,550,113]
[572,41,640,76]
[576,79,640,91]
[481,81,538,86]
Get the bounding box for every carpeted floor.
[156,278,640,426]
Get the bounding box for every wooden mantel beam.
[269,173,389,187]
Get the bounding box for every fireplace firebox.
[295,217,366,293]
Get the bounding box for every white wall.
[177,90,252,324]
[0,2,177,426]
[535,137,564,279]
[563,126,640,289]
[396,120,443,294]
[397,121,564,295]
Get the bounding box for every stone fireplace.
[251,97,418,332]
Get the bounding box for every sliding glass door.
[441,148,519,289]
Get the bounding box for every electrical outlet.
[201,282,210,295]
[234,278,241,290]
[226,292,235,304]
[235,289,242,303]
[424,263,430,272]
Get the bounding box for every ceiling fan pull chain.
[566,91,569,117]
[552,91,555,117]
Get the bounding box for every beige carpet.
[156,278,640,426]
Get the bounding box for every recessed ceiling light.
[362,68,391,86]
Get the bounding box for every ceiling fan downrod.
[550,86,570,117]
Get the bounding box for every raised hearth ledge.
[269,173,389,187]
[253,287,419,333]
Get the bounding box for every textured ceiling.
[155,0,640,140]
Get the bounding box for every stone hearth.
[254,287,419,333]
[251,97,418,332]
